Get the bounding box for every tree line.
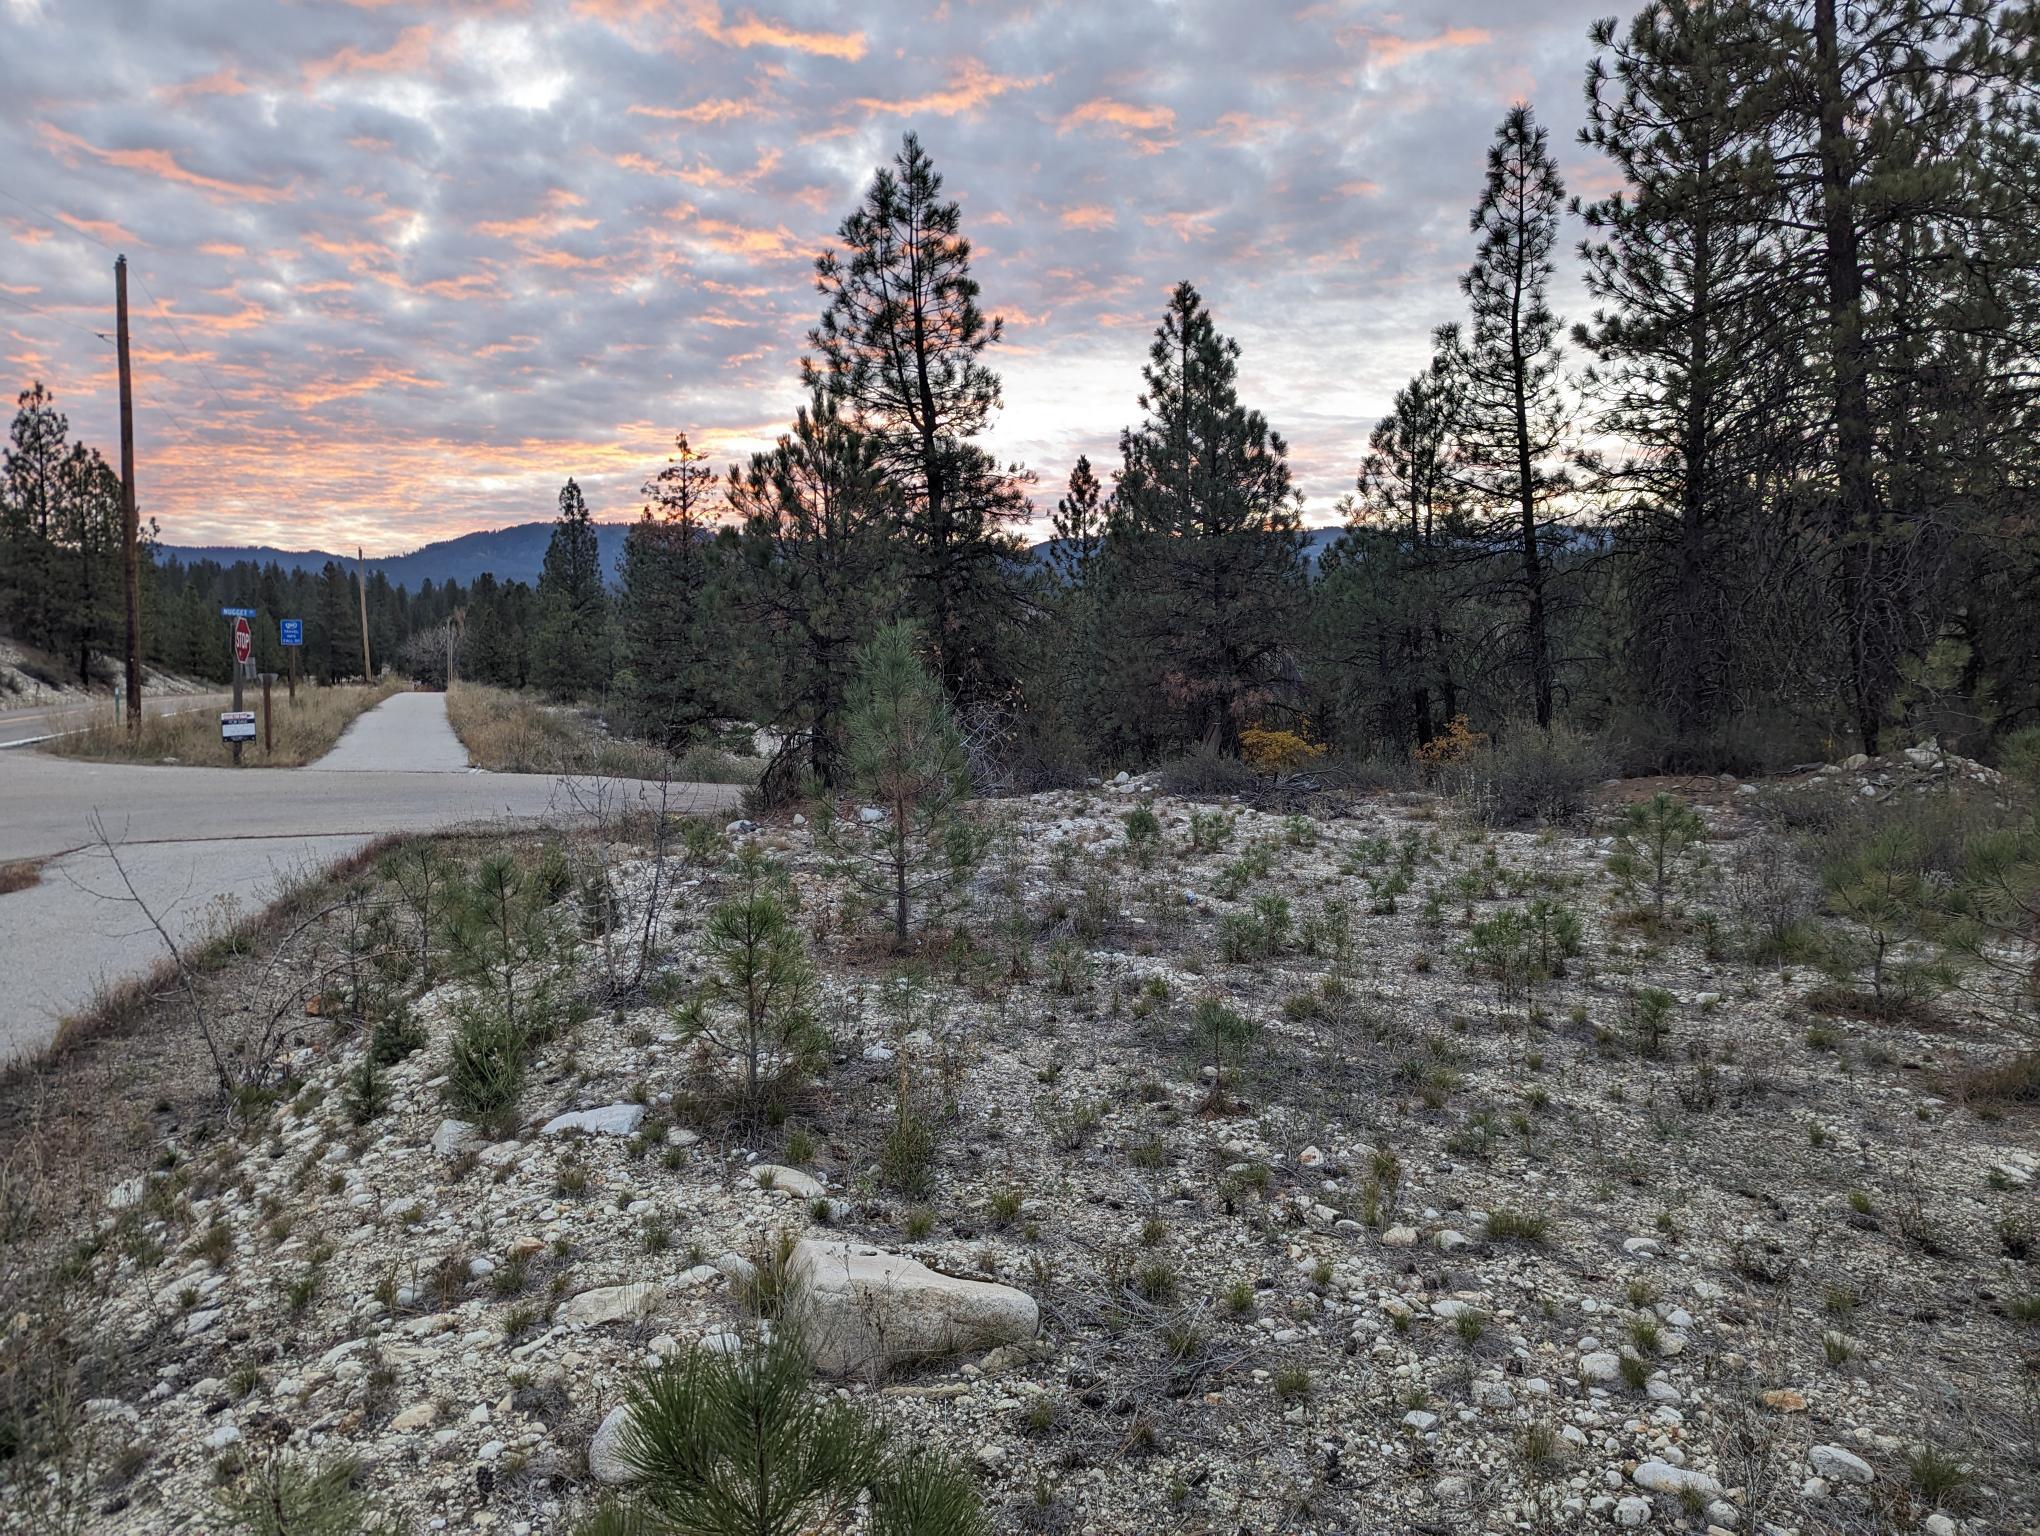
[6,0,2035,780]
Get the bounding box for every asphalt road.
[0,689,232,749]
[0,692,741,1061]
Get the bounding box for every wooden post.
[356,547,373,680]
[262,673,273,755]
[231,662,244,768]
[115,256,142,733]
[288,647,298,703]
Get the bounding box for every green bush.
[584,1331,988,1536]
[1446,721,1604,827]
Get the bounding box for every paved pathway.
[309,690,473,772]
[0,692,739,1060]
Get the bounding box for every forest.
[3,0,2034,791]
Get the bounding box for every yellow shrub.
[1413,715,1486,771]
[1240,726,1325,776]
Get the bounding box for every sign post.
[222,607,255,766]
[280,617,302,703]
[260,672,276,755]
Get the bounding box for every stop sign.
[232,616,252,664]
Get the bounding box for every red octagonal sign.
[233,615,252,664]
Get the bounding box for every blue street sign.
[219,606,257,619]
[280,619,304,647]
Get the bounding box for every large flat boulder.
[786,1239,1037,1376]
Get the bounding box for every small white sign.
[220,710,257,742]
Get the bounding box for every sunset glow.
[1,1,1609,553]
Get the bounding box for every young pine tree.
[822,622,977,945]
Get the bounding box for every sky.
[0,0,1620,554]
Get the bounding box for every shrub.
[1606,792,1708,921]
[1239,726,1324,776]
[445,1001,527,1122]
[1122,803,1162,867]
[1158,742,1261,798]
[584,1332,988,1536]
[218,1454,399,1535]
[1445,720,1603,827]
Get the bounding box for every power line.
[133,272,235,414]
[0,286,112,343]
[0,182,117,254]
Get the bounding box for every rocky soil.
[6,770,2036,1535]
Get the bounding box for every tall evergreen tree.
[1048,454,1107,587]
[533,477,611,700]
[1445,105,1572,730]
[1575,1,1806,747]
[2,382,69,654]
[616,433,726,747]
[806,131,1027,702]
[729,389,904,787]
[1105,281,1305,756]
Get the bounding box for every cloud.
[853,59,1050,118]
[694,5,865,61]
[37,124,292,204]
[0,0,1616,548]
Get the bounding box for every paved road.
[0,690,232,749]
[0,692,740,1061]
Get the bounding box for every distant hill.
[158,521,635,591]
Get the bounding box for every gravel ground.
[7,762,2035,1536]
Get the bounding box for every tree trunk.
[1814,0,1883,755]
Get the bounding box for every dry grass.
[39,678,404,768]
[445,682,760,784]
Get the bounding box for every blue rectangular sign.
[279,619,303,647]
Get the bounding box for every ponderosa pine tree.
[1048,454,1106,587]
[2,382,68,655]
[1575,0,1804,749]
[616,433,726,747]
[533,477,610,700]
[1105,281,1305,757]
[1444,105,1572,731]
[806,131,1027,703]
[1326,351,1466,747]
[729,389,904,788]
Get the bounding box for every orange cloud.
[686,214,802,262]
[1059,204,1115,231]
[1363,25,1491,69]
[475,190,598,239]
[302,24,435,85]
[1060,98,1176,154]
[853,59,1049,117]
[1062,98,1174,133]
[39,125,291,205]
[694,5,864,60]
[59,211,139,246]
[158,68,249,105]
[630,98,758,123]
[199,241,246,258]
[1144,207,1221,243]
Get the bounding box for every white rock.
[431,1119,476,1158]
[1615,1495,1653,1528]
[1434,1229,1474,1253]
[1381,1226,1419,1247]
[391,1403,439,1431]
[1580,1350,1623,1384]
[541,1103,645,1138]
[785,1239,1038,1375]
[1809,1444,1874,1485]
[1635,1461,1720,1497]
[588,1405,639,1485]
[557,1282,664,1329]
[748,1164,824,1200]
[1402,1410,1438,1432]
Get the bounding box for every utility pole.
[355,546,373,680]
[115,256,142,732]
